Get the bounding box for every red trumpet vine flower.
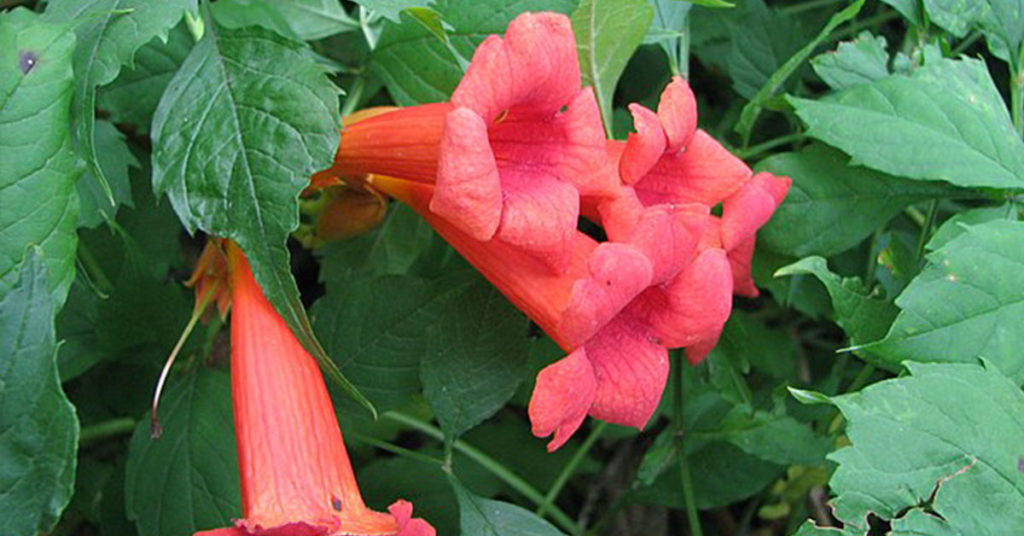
[330,11,614,270]
[322,12,790,451]
[195,242,434,536]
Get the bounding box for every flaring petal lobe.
[720,172,791,250]
[657,77,698,153]
[634,129,750,207]
[431,107,503,240]
[494,170,580,272]
[561,243,654,347]
[585,318,669,429]
[620,104,667,185]
[529,348,598,452]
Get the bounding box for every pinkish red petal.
[634,130,750,207]
[194,529,247,536]
[551,88,617,197]
[629,248,733,348]
[620,104,666,185]
[451,12,580,122]
[657,77,698,153]
[728,235,759,298]
[390,501,437,536]
[596,186,645,241]
[529,348,598,452]
[624,205,705,284]
[720,172,791,250]
[494,169,579,272]
[431,107,502,241]
[585,318,669,429]
[685,327,723,365]
[561,243,654,347]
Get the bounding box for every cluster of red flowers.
[327,12,791,451]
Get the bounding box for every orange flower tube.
[195,243,433,536]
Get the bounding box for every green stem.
[735,132,805,160]
[349,431,447,466]
[827,11,901,44]
[780,0,845,15]
[384,412,581,535]
[952,31,982,55]
[341,76,367,117]
[535,421,608,519]
[77,241,114,295]
[847,363,876,393]
[79,417,136,447]
[1011,61,1023,139]
[914,200,939,265]
[672,356,703,536]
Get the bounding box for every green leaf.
[790,56,1024,189]
[422,278,530,442]
[312,272,472,412]
[811,31,890,90]
[921,0,1024,64]
[644,0,691,76]
[879,0,925,27]
[76,120,139,228]
[571,0,653,135]
[0,9,82,304]
[449,473,565,536]
[370,0,576,105]
[351,0,436,22]
[820,362,1024,533]
[868,220,1024,382]
[0,249,79,536]
[777,256,898,350]
[756,144,958,257]
[927,203,1018,251]
[693,407,830,466]
[97,23,194,132]
[125,368,240,536]
[726,0,805,100]
[734,0,865,144]
[44,0,192,208]
[214,0,357,41]
[149,25,373,412]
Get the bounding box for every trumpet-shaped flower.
[195,243,434,536]
[331,12,613,270]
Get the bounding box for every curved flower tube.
[195,242,434,536]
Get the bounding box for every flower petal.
[624,205,705,284]
[452,12,580,122]
[720,171,791,250]
[431,107,503,241]
[585,318,669,429]
[529,348,598,452]
[620,104,666,185]
[634,129,750,207]
[629,247,733,349]
[494,169,580,272]
[561,243,654,347]
[727,234,759,298]
[390,500,437,536]
[657,77,698,153]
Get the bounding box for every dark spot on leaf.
[19,50,37,74]
[331,495,342,511]
[1018,456,1024,473]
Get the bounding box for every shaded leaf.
[571,0,653,134]
[351,0,436,22]
[97,22,194,132]
[756,144,958,257]
[778,256,898,349]
[422,279,530,442]
[76,120,138,228]
[735,0,865,143]
[791,56,1024,189]
[0,9,82,303]
[125,368,239,536]
[644,0,692,75]
[726,0,805,99]
[0,249,79,536]
[213,0,358,41]
[312,272,472,412]
[45,0,192,206]
[449,474,565,536]
[869,220,1024,382]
